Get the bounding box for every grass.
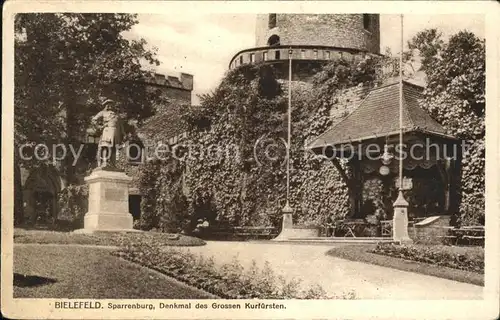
[326,244,484,286]
[14,228,206,247]
[13,245,214,298]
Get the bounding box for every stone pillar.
[393,191,413,244]
[272,202,294,241]
[281,203,293,229]
[76,168,134,232]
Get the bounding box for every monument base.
[79,168,135,232]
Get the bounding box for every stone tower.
[229,14,380,80]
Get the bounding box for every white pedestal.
[79,169,134,232]
[273,204,294,241]
[393,191,413,244]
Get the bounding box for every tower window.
[363,14,370,30]
[268,14,277,29]
[325,51,331,59]
[263,51,268,61]
[275,50,280,60]
[300,50,306,59]
[239,56,243,64]
[267,34,280,46]
[314,50,318,59]
[250,53,255,63]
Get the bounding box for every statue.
[91,99,126,168]
[76,98,135,233]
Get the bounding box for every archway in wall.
[23,166,62,225]
[267,34,280,46]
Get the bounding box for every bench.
[462,235,484,245]
[449,226,484,246]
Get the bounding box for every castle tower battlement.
[144,72,193,91]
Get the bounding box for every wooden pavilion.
[307,80,462,224]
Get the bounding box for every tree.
[14,13,163,223]
[408,29,485,225]
[15,13,162,160]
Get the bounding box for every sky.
[123,14,485,105]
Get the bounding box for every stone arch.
[267,34,280,46]
[23,165,63,224]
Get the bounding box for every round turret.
[229,14,381,80]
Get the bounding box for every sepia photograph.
[2,1,499,319]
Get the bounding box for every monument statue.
[91,99,126,168]
[75,98,134,233]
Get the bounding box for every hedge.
[112,242,356,299]
[371,243,484,273]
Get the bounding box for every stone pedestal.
[393,191,413,244]
[78,168,134,232]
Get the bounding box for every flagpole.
[284,48,292,210]
[398,14,404,191]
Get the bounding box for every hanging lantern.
[381,143,394,165]
[379,165,390,176]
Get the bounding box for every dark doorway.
[129,195,141,220]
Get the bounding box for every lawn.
[13,244,215,299]
[14,228,206,247]
[326,244,484,286]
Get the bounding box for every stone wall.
[255,14,380,54]
[412,216,452,244]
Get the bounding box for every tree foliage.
[15,13,163,164]
[14,13,162,224]
[408,29,485,225]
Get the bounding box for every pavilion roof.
[307,80,454,150]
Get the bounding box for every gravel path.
[177,241,483,299]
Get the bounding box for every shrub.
[112,242,355,299]
[371,243,484,273]
[56,184,88,230]
[459,196,485,226]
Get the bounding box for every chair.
[380,220,392,237]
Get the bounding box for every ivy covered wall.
[136,29,486,231]
[136,57,381,231]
